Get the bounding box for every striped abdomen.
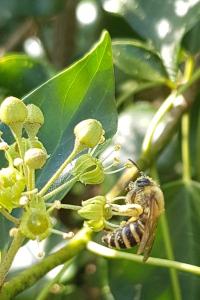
[102,220,145,249]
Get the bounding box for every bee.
[102,163,165,261]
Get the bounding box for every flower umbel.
[0,167,25,212]
[78,196,112,231]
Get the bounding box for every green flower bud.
[0,167,25,212]
[0,96,27,125]
[24,148,48,169]
[24,104,44,138]
[74,119,105,149]
[78,196,111,232]
[20,201,51,240]
[72,154,105,185]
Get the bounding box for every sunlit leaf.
[113,0,200,79]
[112,40,168,83]
[23,31,117,196]
[0,54,51,98]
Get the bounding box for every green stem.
[150,165,182,300]
[142,91,176,155]
[196,112,200,180]
[0,209,19,226]
[10,124,27,179]
[36,259,73,300]
[0,231,24,288]
[0,228,92,300]
[160,215,182,300]
[181,113,191,182]
[38,146,81,197]
[116,81,160,108]
[87,241,200,276]
[43,176,79,201]
[46,203,82,213]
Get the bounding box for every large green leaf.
[112,40,168,83]
[112,0,200,79]
[23,31,117,194]
[0,54,51,98]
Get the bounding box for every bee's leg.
[110,203,143,218]
[126,215,140,224]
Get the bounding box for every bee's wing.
[137,194,160,261]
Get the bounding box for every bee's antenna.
[128,159,143,175]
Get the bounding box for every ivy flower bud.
[0,167,25,212]
[0,96,27,125]
[78,196,112,232]
[20,202,52,240]
[74,119,105,149]
[24,104,44,138]
[24,148,48,169]
[72,154,105,185]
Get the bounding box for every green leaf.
[0,215,12,251]
[107,180,200,300]
[0,54,51,98]
[113,0,200,79]
[23,31,117,194]
[0,0,65,17]
[112,40,168,83]
[183,20,200,54]
[163,180,200,299]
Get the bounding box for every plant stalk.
[151,165,182,300]
[181,113,191,182]
[38,147,79,197]
[0,231,25,288]
[0,227,92,299]
[87,241,200,276]
[43,176,79,201]
[0,209,19,226]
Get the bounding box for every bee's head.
[135,176,151,187]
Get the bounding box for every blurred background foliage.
[1,0,200,299]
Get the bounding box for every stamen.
[9,227,18,237]
[0,142,9,151]
[36,238,45,259]
[101,144,121,163]
[89,144,99,155]
[19,195,29,206]
[13,157,23,167]
[124,161,134,168]
[103,157,121,170]
[104,166,126,174]
[51,228,74,239]
[22,188,38,195]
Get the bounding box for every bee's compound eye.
[136,177,151,187]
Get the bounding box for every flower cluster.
[0,95,136,257]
